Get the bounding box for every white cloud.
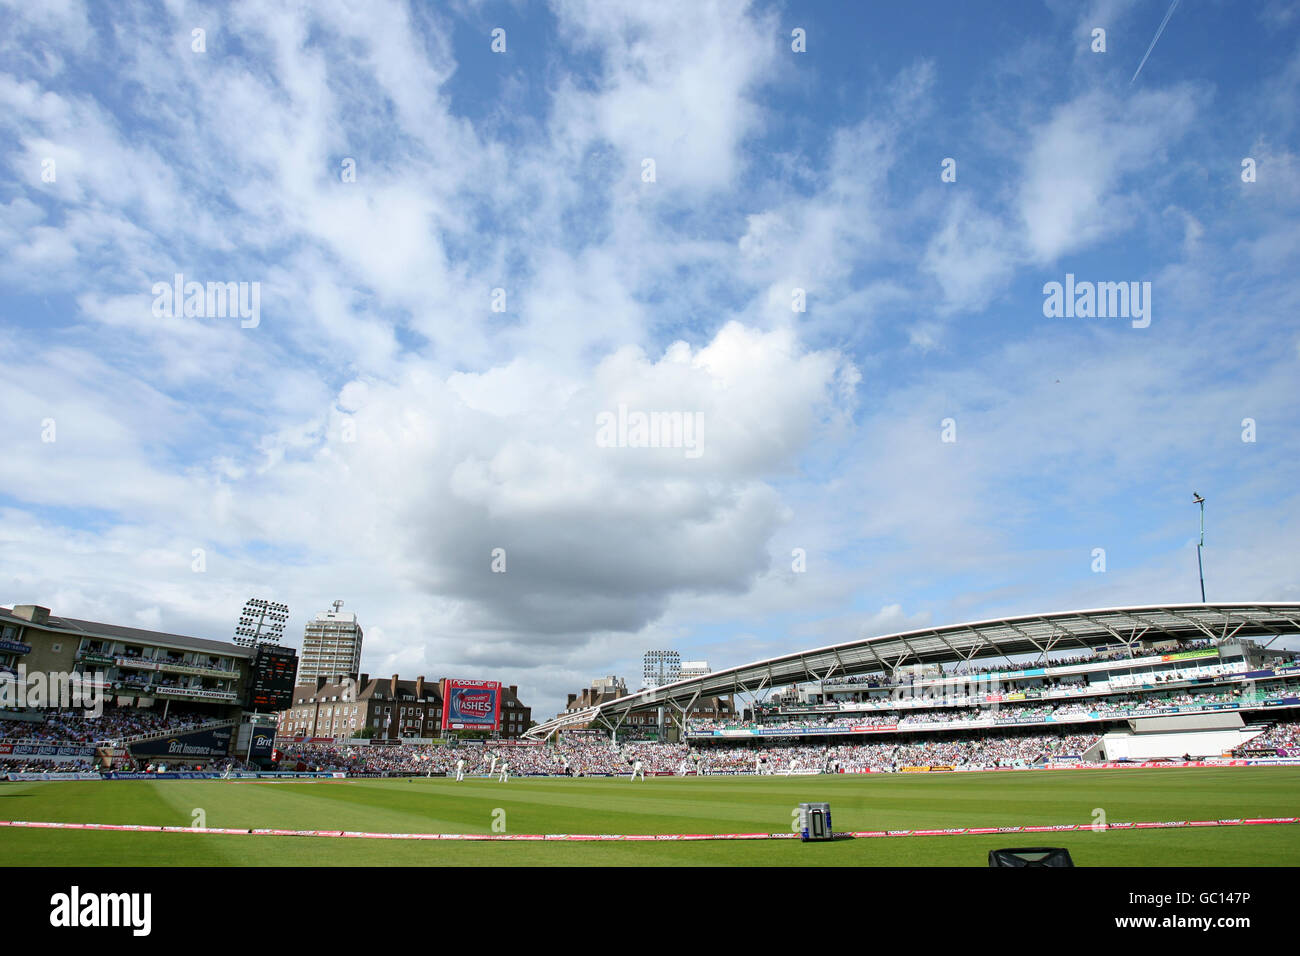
[1018,87,1200,263]
[2,1,1298,719]
[549,0,780,192]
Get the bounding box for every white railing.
[116,717,239,746]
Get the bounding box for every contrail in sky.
[1131,0,1183,85]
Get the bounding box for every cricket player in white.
[489,755,499,776]
[497,759,509,782]
[455,758,466,781]
[630,759,645,781]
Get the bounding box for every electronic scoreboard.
[247,644,298,711]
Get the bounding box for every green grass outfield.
[2,767,1298,866]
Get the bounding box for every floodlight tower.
[1192,493,1206,602]
[234,597,289,648]
[234,597,290,738]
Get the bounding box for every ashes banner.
[441,679,502,731]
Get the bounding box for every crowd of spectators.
[817,733,1100,772]
[818,640,1218,690]
[0,706,217,745]
[1234,718,1300,754]
[16,714,1298,776]
[0,757,99,774]
[693,686,1288,736]
[269,729,1103,776]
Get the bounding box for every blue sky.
[1,0,1298,716]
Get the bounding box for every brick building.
[277,673,531,740]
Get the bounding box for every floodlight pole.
[233,598,290,764]
[1193,494,1206,602]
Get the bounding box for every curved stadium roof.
[524,602,1300,739]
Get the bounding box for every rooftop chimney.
[390,674,399,699]
[12,605,50,625]
[415,676,425,699]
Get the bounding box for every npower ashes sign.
[441,679,502,732]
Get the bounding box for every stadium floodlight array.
[233,597,290,648]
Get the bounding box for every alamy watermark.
[50,886,151,936]
[891,665,1004,716]
[595,404,704,459]
[1042,273,1151,328]
[0,666,106,717]
[151,273,261,328]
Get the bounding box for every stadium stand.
[0,706,217,745]
[6,604,1299,778]
[271,728,1101,776]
